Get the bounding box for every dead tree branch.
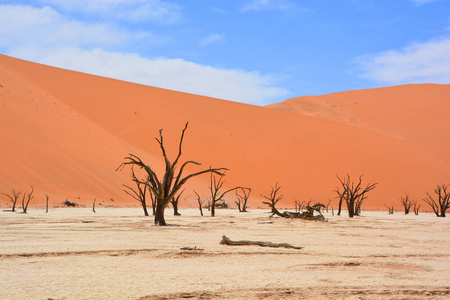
[220,235,303,250]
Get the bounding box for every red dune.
[1,54,449,210]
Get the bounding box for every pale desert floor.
[1,208,449,299]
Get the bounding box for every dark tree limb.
[209,172,242,217]
[235,187,251,212]
[194,191,204,216]
[21,186,34,213]
[220,235,303,250]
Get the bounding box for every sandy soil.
[1,208,449,299]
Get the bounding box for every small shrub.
[63,199,78,207]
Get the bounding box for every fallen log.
[220,235,303,250]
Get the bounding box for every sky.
[1,0,449,105]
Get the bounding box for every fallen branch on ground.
[220,235,303,250]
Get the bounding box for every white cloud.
[241,0,298,12]
[356,38,450,84]
[199,34,224,46]
[0,3,289,105]
[33,0,183,23]
[10,47,288,105]
[0,4,150,49]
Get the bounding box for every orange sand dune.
[1,54,449,210]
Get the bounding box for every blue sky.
[1,0,449,105]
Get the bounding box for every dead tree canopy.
[122,166,150,216]
[220,235,303,250]
[423,184,450,217]
[117,122,227,226]
[209,172,241,217]
[235,187,251,212]
[335,174,377,218]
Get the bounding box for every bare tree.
[423,184,450,217]
[399,193,413,215]
[335,174,377,218]
[194,191,204,216]
[122,166,150,216]
[170,190,184,216]
[21,186,34,213]
[294,198,301,212]
[45,194,49,213]
[384,204,394,214]
[209,172,241,217]
[117,122,226,226]
[2,189,21,212]
[92,198,97,213]
[325,199,332,213]
[413,201,420,215]
[261,183,284,217]
[235,187,251,212]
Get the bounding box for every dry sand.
[1,208,449,299]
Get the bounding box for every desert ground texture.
[1,208,449,299]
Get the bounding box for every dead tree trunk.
[2,189,21,212]
[399,193,413,215]
[21,186,34,213]
[423,184,450,217]
[220,235,303,250]
[413,201,420,215]
[92,198,96,213]
[335,174,377,218]
[194,191,204,216]
[171,190,184,216]
[117,122,227,226]
[45,194,49,213]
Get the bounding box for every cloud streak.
[356,38,450,84]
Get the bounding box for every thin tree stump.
[220,235,303,250]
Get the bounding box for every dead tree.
[21,186,34,213]
[92,198,96,213]
[261,183,284,217]
[335,174,377,218]
[413,201,420,215]
[194,191,204,216]
[294,198,301,212]
[423,184,450,217]
[45,194,49,213]
[117,122,226,226]
[149,189,156,215]
[209,172,240,217]
[122,166,150,216]
[325,199,332,213]
[170,190,184,216]
[235,187,251,212]
[399,193,413,215]
[2,189,21,212]
[384,204,394,214]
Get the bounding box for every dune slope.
[1,54,448,210]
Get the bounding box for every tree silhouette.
[335,174,377,218]
[117,123,226,226]
[423,184,449,217]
